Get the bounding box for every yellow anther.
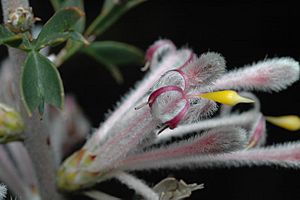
[197,90,254,106]
[266,115,300,131]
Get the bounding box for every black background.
[1,0,300,199]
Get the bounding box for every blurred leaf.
[85,0,145,37]
[35,7,84,49]
[84,41,144,66]
[98,57,124,84]
[69,31,89,45]
[88,53,124,84]
[61,0,85,33]
[35,31,87,49]
[83,41,144,83]
[49,0,63,10]
[50,0,85,33]
[21,51,64,116]
[0,25,23,47]
[38,32,71,47]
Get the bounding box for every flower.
[0,142,41,200]
[56,39,299,200]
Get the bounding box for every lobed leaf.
[84,41,144,83]
[35,7,84,49]
[50,0,85,33]
[21,51,64,116]
[84,41,144,66]
[61,0,85,33]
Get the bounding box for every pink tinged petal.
[7,142,39,192]
[212,57,300,92]
[0,146,27,198]
[145,39,176,62]
[167,48,196,70]
[178,50,196,70]
[182,52,226,88]
[49,95,90,164]
[120,127,247,171]
[71,42,224,183]
[165,100,190,129]
[128,142,300,170]
[195,142,300,169]
[247,114,267,148]
[87,50,195,147]
[157,111,257,142]
[87,106,159,171]
[151,70,187,91]
[149,86,189,129]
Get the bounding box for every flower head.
[57,39,299,200]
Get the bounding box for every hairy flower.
[0,142,41,200]
[56,39,300,200]
[1,38,297,200]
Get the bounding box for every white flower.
[53,39,299,200]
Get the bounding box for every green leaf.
[21,51,64,116]
[50,0,85,33]
[35,7,84,49]
[49,0,64,11]
[61,0,85,33]
[69,31,89,45]
[84,41,144,66]
[85,0,145,37]
[83,41,144,83]
[0,25,23,47]
[94,56,124,84]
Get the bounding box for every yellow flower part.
[198,90,254,106]
[266,115,300,131]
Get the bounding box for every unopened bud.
[6,7,36,33]
[0,103,24,143]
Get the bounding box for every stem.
[1,1,65,200]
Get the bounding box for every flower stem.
[1,1,65,199]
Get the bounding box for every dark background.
[1,0,300,199]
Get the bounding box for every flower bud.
[6,7,36,33]
[0,103,24,143]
